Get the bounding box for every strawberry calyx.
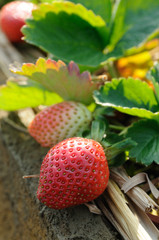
[81,119,137,167]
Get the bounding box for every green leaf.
[31,1,107,30]
[108,152,126,167]
[107,0,127,51]
[147,63,159,104]
[0,80,62,111]
[102,132,124,145]
[101,132,137,166]
[126,119,159,165]
[69,0,112,24]
[24,1,159,67]
[39,0,64,3]
[94,77,159,119]
[11,58,100,105]
[22,2,108,67]
[107,0,159,59]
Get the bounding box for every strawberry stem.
[91,74,107,83]
[106,61,119,78]
[102,138,137,161]
[109,124,125,131]
[23,174,40,179]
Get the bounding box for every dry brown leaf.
[110,167,159,212]
[121,172,159,199]
[100,179,159,240]
[84,202,102,215]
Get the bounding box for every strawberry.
[28,101,92,148]
[0,1,35,42]
[37,137,109,209]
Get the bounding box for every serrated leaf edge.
[93,95,159,119]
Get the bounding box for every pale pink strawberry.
[37,137,109,209]
[28,101,92,147]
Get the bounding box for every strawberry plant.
[0,0,159,238]
[24,120,136,209]
[93,64,159,165]
[0,59,101,110]
[21,0,159,69]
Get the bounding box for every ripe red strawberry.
[0,1,35,42]
[28,101,92,148]
[37,137,109,209]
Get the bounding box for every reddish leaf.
[11,58,100,105]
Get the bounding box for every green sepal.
[90,120,107,142]
[102,137,137,161]
[108,152,126,167]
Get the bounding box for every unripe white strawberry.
[28,101,92,147]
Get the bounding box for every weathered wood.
[0,29,45,84]
[0,119,120,240]
[0,30,24,82]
